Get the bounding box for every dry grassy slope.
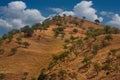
[0,25,64,80]
[45,34,120,80]
[0,17,113,80]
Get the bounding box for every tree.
[91,44,99,55]
[82,56,91,67]
[72,28,78,33]
[58,69,67,80]
[16,37,22,46]
[16,37,22,42]
[10,47,17,56]
[100,40,108,48]
[22,42,30,48]
[21,25,34,37]
[94,63,101,75]
[7,34,13,42]
[94,19,100,24]
[2,34,8,40]
[0,40,3,46]
[104,34,113,41]
[38,69,47,80]
[0,48,5,55]
[8,29,20,35]
[82,16,86,20]
[0,73,5,80]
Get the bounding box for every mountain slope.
[0,16,119,80]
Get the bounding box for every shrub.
[109,49,117,56]
[21,25,34,37]
[38,69,47,80]
[94,63,101,75]
[0,73,5,80]
[2,34,8,40]
[50,73,57,80]
[0,48,5,55]
[10,47,17,56]
[31,77,36,80]
[7,34,13,42]
[104,34,113,41]
[0,40,3,46]
[82,56,91,67]
[72,28,78,33]
[52,51,69,62]
[102,63,111,71]
[64,39,70,43]
[91,44,99,55]
[16,37,22,45]
[47,62,56,70]
[69,72,77,79]
[16,37,22,42]
[23,72,29,76]
[22,42,30,48]
[100,40,108,48]
[58,69,67,78]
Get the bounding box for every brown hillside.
[0,16,119,80]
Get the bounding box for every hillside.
[0,16,120,80]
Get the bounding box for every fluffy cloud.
[73,1,103,22]
[50,8,63,13]
[50,1,103,22]
[8,1,26,10]
[60,11,75,16]
[100,11,114,17]
[0,1,46,29]
[0,19,12,29]
[107,14,120,28]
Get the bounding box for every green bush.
[72,28,78,33]
[47,62,56,70]
[0,73,5,80]
[21,25,34,37]
[0,48,5,55]
[22,42,30,48]
[104,34,113,41]
[10,47,17,56]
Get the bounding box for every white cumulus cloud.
[73,1,103,22]
[60,11,75,16]
[107,14,120,28]
[0,1,46,29]
[50,8,64,13]
[50,1,103,22]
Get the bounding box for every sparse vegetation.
[0,73,5,80]
[0,15,120,80]
[0,48,5,55]
[9,47,17,56]
[22,41,30,48]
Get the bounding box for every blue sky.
[0,0,120,36]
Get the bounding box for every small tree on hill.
[10,47,17,56]
[72,28,78,33]
[7,34,13,42]
[0,48,5,55]
[82,56,91,67]
[21,25,34,37]
[2,34,8,40]
[0,73,5,80]
[94,19,100,24]
[94,63,101,75]
[16,37,22,46]
[104,34,113,41]
[38,69,47,80]
[22,42,30,48]
[0,40,3,47]
[91,44,99,55]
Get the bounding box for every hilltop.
[0,15,120,80]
